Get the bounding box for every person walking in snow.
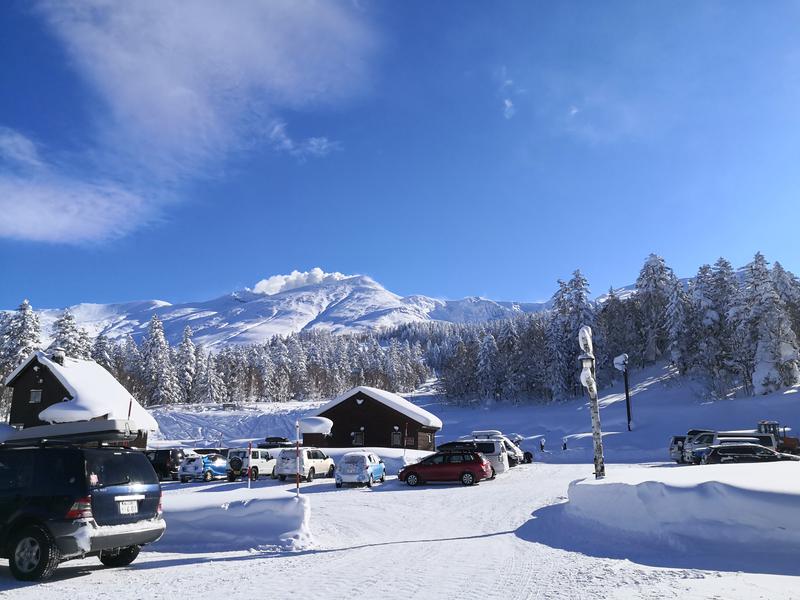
[539,438,545,453]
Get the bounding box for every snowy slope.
[26,274,547,348]
[150,365,800,465]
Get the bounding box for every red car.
[398,450,493,486]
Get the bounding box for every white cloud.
[503,99,516,120]
[0,173,153,243]
[0,127,43,169]
[252,268,352,295]
[1,1,376,244]
[268,121,342,161]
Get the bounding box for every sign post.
[614,353,632,432]
[247,441,252,489]
[295,420,301,499]
[578,325,605,479]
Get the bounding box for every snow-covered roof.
[5,352,158,433]
[312,386,442,429]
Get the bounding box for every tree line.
[1,252,798,414]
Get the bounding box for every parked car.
[398,450,493,486]
[440,438,508,477]
[258,437,295,450]
[0,446,165,581]
[226,448,277,481]
[145,448,188,480]
[685,432,777,464]
[472,430,527,466]
[668,436,686,463]
[702,443,800,464]
[179,453,228,482]
[335,451,386,488]
[275,448,335,482]
[193,447,229,457]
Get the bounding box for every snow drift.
[155,488,310,552]
[565,463,800,550]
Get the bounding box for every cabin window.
[352,432,365,446]
[391,431,402,447]
[29,390,42,404]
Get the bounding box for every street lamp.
[578,325,605,479]
[614,353,632,432]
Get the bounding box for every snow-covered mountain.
[32,273,548,348]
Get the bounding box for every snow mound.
[155,488,310,552]
[565,463,800,549]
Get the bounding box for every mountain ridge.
[26,274,551,348]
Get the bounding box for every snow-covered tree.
[477,333,500,400]
[194,348,227,404]
[91,334,115,373]
[140,315,180,405]
[49,309,92,359]
[635,254,673,363]
[665,274,689,374]
[175,326,197,403]
[734,253,800,395]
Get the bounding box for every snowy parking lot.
[2,462,798,600]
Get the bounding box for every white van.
[472,430,526,466]
[471,439,509,477]
[276,447,336,482]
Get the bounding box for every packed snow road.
[1,464,796,600]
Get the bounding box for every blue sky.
[1,1,800,309]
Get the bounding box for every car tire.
[203,470,213,482]
[380,472,386,483]
[250,468,259,481]
[405,472,420,487]
[8,524,60,581]
[180,476,190,483]
[227,473,236,482]
[279,475,286,481]
[461,472,475,486]
[99,545,141,568]
[306,468,315,483]
[523,452,533,464]
[367,475,373,488]
[327,465,335,478]
[335,482,342,488]
[271,467,276,479]
[490,467,496,480]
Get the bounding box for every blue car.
[335,451,386,488]
[179,453,228,482]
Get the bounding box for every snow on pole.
[295,420,300,500]
[578,325,605,479]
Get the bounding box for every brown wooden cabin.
[4,350,157,449]
[303,386,442,451]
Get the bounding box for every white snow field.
[565,462,800,557]
[3,465,797,600]
[4,368,800,598]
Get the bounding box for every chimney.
[52,347,66,365]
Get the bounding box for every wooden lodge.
[4,350,158,448]
[303,386,442,451]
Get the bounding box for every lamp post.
[578,325,605,479]
[295,420,301,499]
[614,353,632,432]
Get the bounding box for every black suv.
[145,448,188,480]
[703,444,800,464]
[0,446,165,580]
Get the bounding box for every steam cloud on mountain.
[251,268,353,295]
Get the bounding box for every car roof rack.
[0,420,140,449]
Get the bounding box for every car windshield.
[344,455,366,464]
[85,450,158,488]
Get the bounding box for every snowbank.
[565,463,800,550]
[155,488,310,552]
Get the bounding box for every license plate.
[118,500,138,515]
